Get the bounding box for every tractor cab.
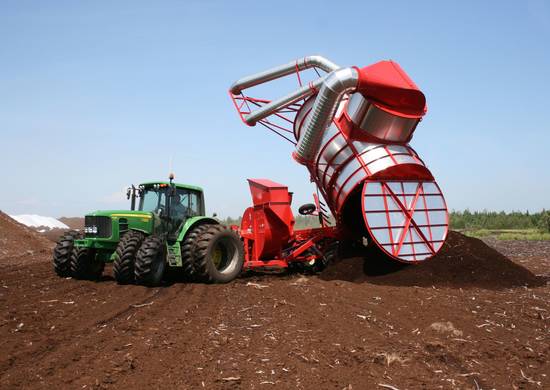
[127,180,205,234]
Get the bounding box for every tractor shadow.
[319,231,547,290]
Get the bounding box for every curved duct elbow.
[295,67,359,163]
[300,55,340,74]
[230,55,339,95]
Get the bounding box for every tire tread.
[113,230,146,284]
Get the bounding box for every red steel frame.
[229,64,324,146]
[229,93,301,145]
[241,226,339,271]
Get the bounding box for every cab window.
[171,189,201,219]
[139,188,166,212]
[189,192,200,216]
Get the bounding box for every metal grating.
[362,180,448,263]
[84,216,112,239]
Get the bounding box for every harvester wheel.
[194,225,244,283]
[314,241,339,272]
[180,224,208,279]
[53,230,82,277]
[113,230,146,284]
[70,247,104,280]
[135,235,166,286]
[298,203,316,215]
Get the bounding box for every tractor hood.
[86,210,154,221]
[83,210,157,241]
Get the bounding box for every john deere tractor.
[52,176,244,286]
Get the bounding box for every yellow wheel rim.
[212,245,223,269]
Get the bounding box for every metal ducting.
[294,67,359,163]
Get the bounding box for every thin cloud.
[100,188,128,203]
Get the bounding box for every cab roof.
[139,181,203,193]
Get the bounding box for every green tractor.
[52,176,244,286]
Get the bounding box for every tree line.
[450,210,550,232]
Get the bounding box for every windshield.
[137,186,201,220]
[138,187,167,212]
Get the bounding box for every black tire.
[313,240,339,272]
[194,225,244,283]
[180,224,209,279]
[53,230,82,277]
[70,247,104,280]
[135,235,166,286]
[113,230,146,284]
[299,203,316,215]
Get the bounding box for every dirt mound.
[320,231,545,289]
[41,228,70,242]
[0,211,53,265]
[58,217,84,230]
[41,217,84,242]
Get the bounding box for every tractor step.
[166,241,182,267]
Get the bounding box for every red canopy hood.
[356,61,427,118]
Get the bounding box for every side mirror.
[126,188,131,200]
[212,212,217,218]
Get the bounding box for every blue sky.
[1,0,549,217]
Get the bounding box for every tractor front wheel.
[135,235,166,286]
[70,247,104,280]
[194,225,244,283]
[113,230,146,284]
[53,230,82,277]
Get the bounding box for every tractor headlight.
[85,225,98,234]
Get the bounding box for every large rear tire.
[194,225,244,283]
[113,230,146,284]
[70,247,104,280]
[53,230,82,277]
[135,235,166,286]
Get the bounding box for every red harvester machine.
[239,179,338,272]
[231,55,449,270]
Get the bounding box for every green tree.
[538,210,550,233]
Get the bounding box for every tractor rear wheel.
[70,247,104,280]
[53,230,82,277]
[113,230,146,284]
[135,235,166,286]
[180,224,208,279]
[194,225,244,283]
